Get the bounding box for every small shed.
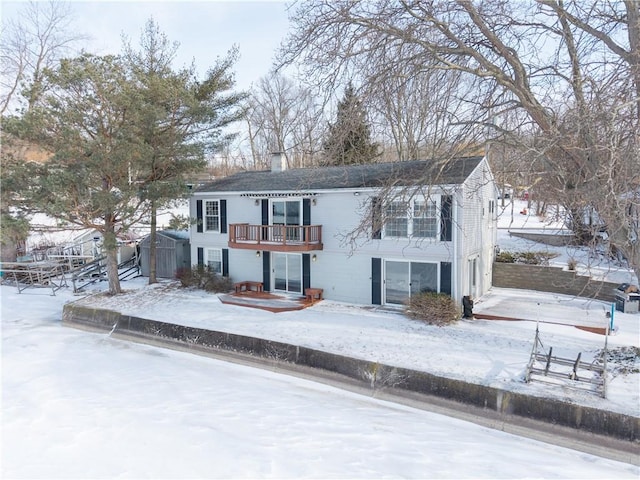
[140,230,191,279]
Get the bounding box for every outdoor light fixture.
[256,251,261,258]
[353,192,360,196]
[254,199,260,206]
[312,198,317,206]
[312,254,317,262]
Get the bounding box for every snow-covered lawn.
[3,198,639,478]
[2,284,639,479]
[67,277,639,417]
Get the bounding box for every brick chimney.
[271,152,286,172]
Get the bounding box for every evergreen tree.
[13,54,146,294]
[0,139,31,261]
[124,19,245,283]
[9,23,245,293]
[322,83,378,165]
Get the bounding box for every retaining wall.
[493,263,619,302]
[508,231,576,247]
[63,303,639,442]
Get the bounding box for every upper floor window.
[205,200,220,232]
[385,201,409,237]
[384,198,438,239]
[413,201,437,238]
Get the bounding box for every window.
[206,248,222,274]
[205,200,220,232]
[413,201,437,238]
[384,201,409,237]
[383,198,438,239]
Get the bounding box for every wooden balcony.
[229,224,323,252]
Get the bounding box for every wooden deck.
[218,290,320,313]
[228,224,323,252]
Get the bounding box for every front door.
[273,253,302,294]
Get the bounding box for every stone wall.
[63,303,639,442]
[493,263,619,302]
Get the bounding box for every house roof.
[195,156,484,194]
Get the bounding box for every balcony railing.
[229,224,323,252]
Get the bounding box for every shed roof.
[159,230,190,241]
[141,230,190,245]
[196,156,484,194]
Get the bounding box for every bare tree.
[280,0,640,281]
[242,72,325,168]
[290,86,326,167]
[1,1,84,261]
[0,0,84,115]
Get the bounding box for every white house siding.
[307,253,372,304]
[189,156,497,306]
[189,195,227,265]
[458,158,497,300]
[308,189,459,305]
[298,191,370,303]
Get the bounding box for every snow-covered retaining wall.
[508,231,575,246]
[493,263,619,302]
[62,303,639,443]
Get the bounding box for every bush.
[404,292,460,326]
[176,265,233,292]
[495,250,559,265]
[495,251,516,263]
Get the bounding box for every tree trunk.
[149,200,158,284]
[0,240,19,262]
[102,228,122,295]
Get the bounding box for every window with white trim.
[384,201,409,237]
[384,198,438,239]
[205,200,220,232]
[412,201,438,238]
[205,248,222,274]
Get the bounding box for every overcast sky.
[2,0,292,91]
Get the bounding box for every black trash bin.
[462,295,474,318]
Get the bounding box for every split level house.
[189,154,497,307]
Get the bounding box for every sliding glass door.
[384,261,438,304]
[273,253,302,294]
[271,200,301,241]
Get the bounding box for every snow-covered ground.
[2,198,639,478]
[2,284,639,479]
[53,198,638,416]
[65,278,638,411]
[496,199,637,285]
